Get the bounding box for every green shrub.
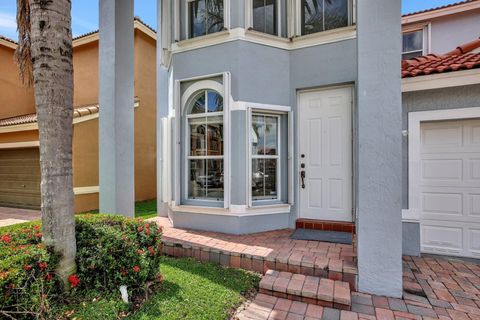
[0,215,163,318]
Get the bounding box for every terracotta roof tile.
[0,103,100,127]
[402,38,480,78]
[0,35,17,44]
[0,98,140,127]
[402,0,478,17]
[73,17,156,41]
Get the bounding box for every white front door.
[298,87,353,222]
[420,119,480,258]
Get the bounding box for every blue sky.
[0,0,462,41]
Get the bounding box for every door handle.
[300,170,306,189]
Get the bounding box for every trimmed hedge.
[0,215,162,318]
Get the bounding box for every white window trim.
[405,107,480,222]
[175,74,231,209]
[401,24,430,58]
[246,104,292,207]
[249,112,282,205]
[185,0,231,40]
[245,0,282,37]
[294,0,355,37]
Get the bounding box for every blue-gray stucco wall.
[172,39,358,227]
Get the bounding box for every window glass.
[302,0,349,35]
[253,0,276,35]
[187,89,224,201]
[189,0,224,38]
[251,114,279,201]
[402,30,423,60]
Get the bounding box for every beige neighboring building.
[0,18,157,213]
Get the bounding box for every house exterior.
[401,0,480,60]
[401,38,480,259]
[0,19,157,213]
[129,0,401,297]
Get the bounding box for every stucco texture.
[0,28,157,212]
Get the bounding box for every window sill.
[290,25,357,49]
[170,204,291,217]
[171,26,357,53]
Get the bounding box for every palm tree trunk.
[28,0,77,284]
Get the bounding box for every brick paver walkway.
[235,255,480,319]
[0,206,40,227]
[153,217,357,286]
[151,217,480,320]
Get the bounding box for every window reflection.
[189,0,224,38]
[302,0,349,35]
[253,0,276,35]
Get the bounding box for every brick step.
[259,270,352,311]
[296,219,356,234]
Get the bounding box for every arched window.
[186,90,224,201]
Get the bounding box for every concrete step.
[259,270,352,311]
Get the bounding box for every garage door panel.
[422,159,463,180]
[468,229,480,257]
[421,223,463,255]
[0,148,40,209]
[422,192,462,216]
[420,118,480,258]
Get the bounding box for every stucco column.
[99,0,135,217]
[157,0,170,216]
[356,0,403,297]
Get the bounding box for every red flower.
[33,225,40,231]
[133,266,140,273]
[137,226,143,232]
[34,233,42,238]
[38,262,48,270]
[145,223,150,228]
[44,273,53,281]
[148,246,155,256]
[137,249,144,255]
[1,234,11,243]
[23,265,32,271]
[68,274,80,288]
[145,229,151,235]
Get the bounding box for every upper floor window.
[402,30,423,60]
[252,0,277,35]
[187,90,224,201]
[301,0,349,35]
[188,0,224,38]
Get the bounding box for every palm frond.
[14,0,33,87]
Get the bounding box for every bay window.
[251,114,281,202]
[301,0,350,35]
[187,90,224,201]
[252,0,277,35]
[188,0,224,38]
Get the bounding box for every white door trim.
[296,85,354,222]
[406,107,480,222]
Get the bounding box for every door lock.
[300,170,306,189]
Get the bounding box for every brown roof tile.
[0,103,100,127]
[402,38,480,78]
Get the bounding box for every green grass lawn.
[85,199,158,219]
[53,256,260,320]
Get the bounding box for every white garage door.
[420,119,480,258]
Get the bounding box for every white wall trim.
[171,203,291,217]
[406,107,480,222]
[402,1,480,24]
[0,141,39,149]
[232,101,291,112]
[172,26,356,53]
[402,69,480,92]
[74,186,100,195]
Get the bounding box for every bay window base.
[168,204,291,234]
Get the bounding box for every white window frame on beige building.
[404,107,480,222]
